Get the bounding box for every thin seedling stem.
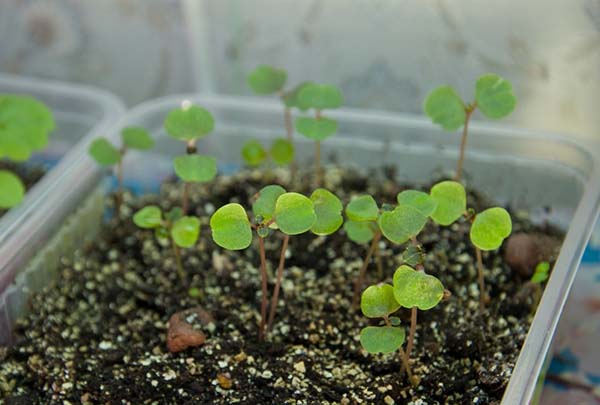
[403,307,418,374]
[475,246,487,311]
[258,236,269,341]
[182,182,190,214]
[455,104,476,181]
[267,234,290,331]
[171,239,186,284]
[352,230,382,308]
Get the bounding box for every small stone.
[504,233,560,277]
[217,373,232,389]
[98,341,114,350]
[218,360,228,368]
[166,307,214,353]
[151,380,158,387]
[294,361,306,373]
[234,351,247,362]
[384,395,395,405]
[261,370,273,379]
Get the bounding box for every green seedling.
[0,94,55,208]
[526,261,550,312]
[241,138,294,168]
[424,74,516,181]
[294,83,343,186]
[133,205,200,284]
[88,127,154,211]
[164,104,217,213]
[210,185,342,340]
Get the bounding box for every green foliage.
[88,138,121,166]
[475,74,516,119]
[531,261,550,284]
[343,219,376,244]
[210,203,253,250]
[241,138,294,167]
[241,140,267,167]
[396,190,437,217]
[310,188,343,235]
[247,65,287,95]
[295,117,338,140]
[164,105,214,141]
[173,154,217,183]
[423,86,466,131]
[133,205,163,229]
[282,82,313,110]
[0,95,55,161]
[378,205,427,245]
[470,207,512,250]
[346,195,379,222]
[393,265,444,310]
[401,244,424,267]
[361,284,400,318]
[297,83,343,110]
[274,192,316,235]
[165,207,183,223]
[121,127,154,150]
[0,170,25,209]
[171,216,201,248]
[360,326,405,354]
[429,181,466,226]
[252,185,286,222]
[270,138,294,165]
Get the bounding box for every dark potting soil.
[0,167,562,404]
[0,161,46,217]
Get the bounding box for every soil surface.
[0,161,46,217]
[0,167,562,404]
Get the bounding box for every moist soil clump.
[0,167,561,404]
[0,161,46,217]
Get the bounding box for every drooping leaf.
[378,205,427,245]
[0,170,25,209]
[133,205,163,229]
[241,140,267,167]
[121,127,154,150]
[88,138,120,166]
[423,86,466,131]
[296,83,343,110]
[252,185,286,222]
[173,154,217,183]
[310,188,343,235]
[361,284,400,318]
[429,181,466,226]
[247,65,287,95]
[470,207,512,251]
[396,190,438,217]
[401,244,424,267]
[475,74,516,119]
[171,216,201,248]
[360,326,405,354]
[345,195,379,222]
[164,105,214,141]
[274,192,316,235]
[295,117,337,140]
[282,81,313,110]
[392,265,444,310]
[531,262,550,284]
[210,203,252,250]
[270,138,294,165]
[343,219,376,244]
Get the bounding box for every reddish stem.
[475,246,487,312]
[455,104,476,181]
[267,234,290,331]
[257,236,269,341]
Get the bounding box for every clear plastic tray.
[2,94,599,404]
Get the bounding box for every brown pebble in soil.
[504,232,561,277]
[166,307,213,353]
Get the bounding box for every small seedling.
[89,127,154,211]
[424,74,516,181]
[526,261,550,312]
[294,83,343,186]
[164,104,217,213]
[241,138,294,168]
[133,205,200,284]
[210,185,342,340]
[0,94,55,208]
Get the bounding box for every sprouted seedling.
[523,261,550,312]
[88,127,154,212]
[0,94,55,209]
[210,185,342,340]
[424,74,516,181]
[164,104,217,214]
[294,83,343,186]
[241,138,294,168]
[133,205,200,284]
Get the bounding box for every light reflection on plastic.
[181,99,192,110]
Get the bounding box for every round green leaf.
[423,86,466,131]
[270,138,294,165]
[378,205,427,244]
[121,127,154,150]
[392,265,444,310]
[345,195,379,222]
[0,170,25,208]
[252,185,286,222]
[343,219,376,244]
[173,154,217,183]
[88,138,120,166]
[133,206,163,229]
[210,203,252,250]
[310,188,343,235]
[164,105,214,141]
[241,140,267,167]
[429,181,466,226]
[295,117,337,140]
[361,284,401,318]
[296,83,343,110]
[360,326,405,354]
[282,82,313,110]
[274,192,316,235]
[171,216,201,248]
[531,262,550,284]
[396,190,438,217]
[247,65,287,95]
[470,207,512,251]
[475,74,516,119]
